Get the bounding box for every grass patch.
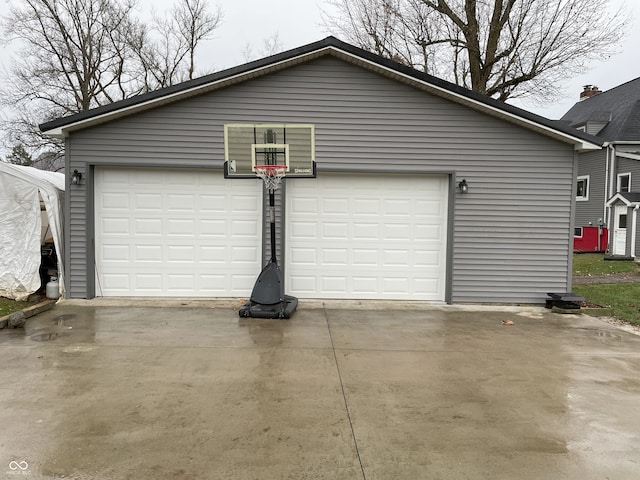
[573,253,640,276]
[574,283,640,326]
[0,298,30,318]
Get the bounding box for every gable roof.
[40,36,601,152]
[561,77,640,142]
[606,191,640,207]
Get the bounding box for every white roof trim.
[617,151,640,161]
[41,44,601,152]
[328,50,600,152]
[41,49,328,138]
[606,192,640,207]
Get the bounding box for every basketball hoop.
[253,165,287,191]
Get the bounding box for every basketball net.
[253,165,287,191]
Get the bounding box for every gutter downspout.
[632,205,639,259]
[604,142,611,224]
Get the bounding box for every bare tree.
[242,32,284,63]
[139,0,223,88]
[323,0,629,101]
[0,0,222,163]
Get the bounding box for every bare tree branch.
[0,0,222,166]
[323,0,630,102]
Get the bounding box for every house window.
[576,175,589,201]
[574,227,583,237]
[619,214,627,229]
[617,173,631,193]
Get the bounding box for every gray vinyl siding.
[615,157,640,193]
[67,56,578,303]
[615,157,640,257]
[575,149,607,228]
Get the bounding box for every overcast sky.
[0,0,638,148]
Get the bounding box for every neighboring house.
[561,79,640,258]
[39,37,601,304]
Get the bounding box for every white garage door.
[286,173,448,301]
[95,168,262,297]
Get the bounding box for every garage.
[41,37,602,303]
[95,167,262,297]
[285,173,449,301]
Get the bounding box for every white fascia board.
[41,51,327,138]
[42,44,601,153]
[616,151,640,161]
[606,192,640,207]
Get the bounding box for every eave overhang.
[40,37,603,153]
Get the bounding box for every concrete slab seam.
[322,303,368,480]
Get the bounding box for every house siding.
[615,156,640,256]
[615,157,640,193]
[67,56,576,303]
[575,149,607,227]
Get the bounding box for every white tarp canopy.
[0,162,65,300]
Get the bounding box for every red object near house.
[574,226,608,252]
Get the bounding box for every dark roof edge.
[38,36,603,147]
[39,36,341,132]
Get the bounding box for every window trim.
[574,227,583,238]
[617,172,631,193]
[576,175,590,201]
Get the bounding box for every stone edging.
[0,299,57,329]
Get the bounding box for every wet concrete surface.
[0,304,639,479]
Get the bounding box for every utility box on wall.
[574,226,608,252]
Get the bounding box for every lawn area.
[0,297,30,318]
[573,253,640,326]
[573,253,640,276]
[574,283,640,326]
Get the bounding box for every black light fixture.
[458,178,469,194]
[71,169,83,185]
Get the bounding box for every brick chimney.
[580,85,601,101]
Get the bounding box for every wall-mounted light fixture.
[71,169,83,185]
[458,178,469,194]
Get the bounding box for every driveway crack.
[323,304,367,480]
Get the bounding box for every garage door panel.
[166,219,195,236]
[166,194,195,211]
[353,198,380,215]
[286,173,448,301]
[100,245,130,262]
[134,193,162,209]
[352,223,380,240]
[231,194,262,212]
[352,249,379,266]
[230,220,260,237]
[322,223,348,239]
[289,276,316,293]
[101,217,129,235]
[167,246,195,262]
[230,246,260,263]
[95,168,262,297]
[135,245,162,262]
[323,198,349,215]
[199,219,228,237]
[101,192,130,209]
[290,248,317,265]
[135,218,163,235]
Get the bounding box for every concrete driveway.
[0,302,639,480]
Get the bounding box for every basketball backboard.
[224,124,316,178]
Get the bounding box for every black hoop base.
[238,295,298,319]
